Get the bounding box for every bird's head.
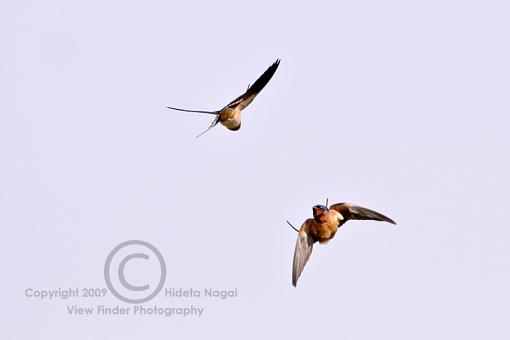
[312,204,329,223]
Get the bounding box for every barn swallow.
[167,59,280,138]
[288,202,396,287]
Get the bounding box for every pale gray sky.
[2,0,510,339]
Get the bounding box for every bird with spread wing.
[288,201,396,287]
[167,59,280,138]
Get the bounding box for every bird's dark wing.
[292,219,316,287]
[227,59,280,111]
[329,203,396,225]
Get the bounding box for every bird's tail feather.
[195,115,221,138]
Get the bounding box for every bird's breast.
[327,210,344,228]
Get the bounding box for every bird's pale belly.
[221,115,241,130]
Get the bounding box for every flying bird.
[167,59,280,138]
[288,202,396,287]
